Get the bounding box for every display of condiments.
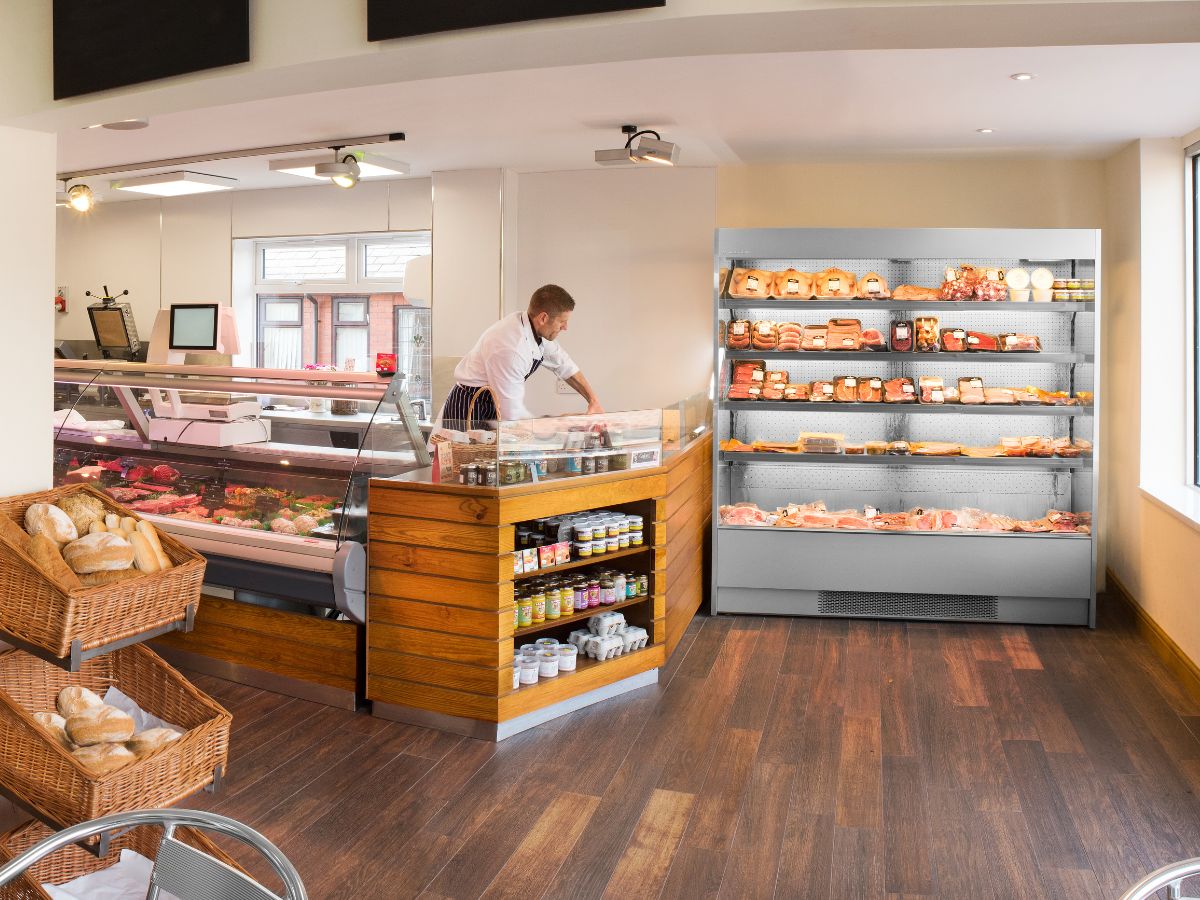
[514,510,644,573]
[512,567,649,629]
[510,614,650,688]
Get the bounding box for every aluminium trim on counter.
[711,227,1101,626]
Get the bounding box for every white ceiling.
[56,42,1200,201]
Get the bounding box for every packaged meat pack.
[940,327,967,353]
[857,272,891,299]
[975,270,1008,302]
[915,316,940,352]
[892,285,942,301]
[843,442,866,455]
[765,370,788,385]
[883,377,917,403]
[912,442,963,456]
[918,376,946,404]
[772,270,814,299]
[726,384,761,401]
[760,385,785,401]
[729,268,774,299]
[984,387,1017,405]
[800,325,829,351]
[886,440,911,455]
[777,322,803,351]
[965,331,1000,352]
[861,328,887,351]
[857,377,884,403]
[826,319,863,351]
[865,441,887,455]
[800,432,845,454]
[813,268,857,298]
[891,321,914,352]
[751,321,779,351]
[732,361,764,384]
[1000,333,1043,352]
[833,376,859,403]
[782,383,811,401]
[726,320,752,350]
[958,377,985,404]
[941,265,981,301]
[810,380,836,402]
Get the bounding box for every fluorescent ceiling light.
[269,152,410,180]
[111,171,237,196]
[976,128,995,134]
[1010,73,1036,81]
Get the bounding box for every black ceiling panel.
[53,0,250,100]
[367,0,665,41]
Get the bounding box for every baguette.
[30,534,83,590]
[120,516,138,535]
[128,532,161,573]
[0,515,31,553]
[79,569,142,587]
[136,520,172,570]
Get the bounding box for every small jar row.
[515,570,649,628]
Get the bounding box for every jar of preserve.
[587,578,601,608]
[517,596,533,627]
[546,585,561,619]
[612,572,626,602]
[600,576,616,605]
[582,454,596,476]
[530,589,546,623]
[624,573,638,599]
[573,581,589,611]
[637,574,649,596]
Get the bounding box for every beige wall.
[513,167,717,416]
[0,125,55,494]
[718,159,1105,228]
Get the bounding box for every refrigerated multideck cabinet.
[712,228,1099,626]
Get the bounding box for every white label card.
[842,338,855,347]
[932,390,944,402]
[746,275,760,291]
[813,336,826,347]
[869,379,882,388]
[902,383,915,393]
[844,378,857,387]
[895,326,909,338]
[822,384,834,394]
[786,278,800,293]
[751,369,765,381]
[758,323,773,335]
[866,278,881,293]
[732,322,746,335]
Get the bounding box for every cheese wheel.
[1029,267,1054,290]
[1004,268,1030,290]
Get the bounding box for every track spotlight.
[595,124,679,167]
[65,183,95,212]
[315,150,361,188]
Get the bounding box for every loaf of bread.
[30,534,83,590]
[62,532,134,574]
[66,705,136,747]
[0,515,30,553]
[136,521,172,570]
[57,686,104,718]
[127,727,181,758]
[32,712,73,750]
[56,495,107,536]
[72,742,136,777]
[79,568,142,587]
[24,503,78,546]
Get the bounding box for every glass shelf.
[719,299,1094,312]
[719,451,1089,469]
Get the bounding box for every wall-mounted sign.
[53,1,249,100]
[367,0,665,41]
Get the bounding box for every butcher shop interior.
[0,2,1197,897]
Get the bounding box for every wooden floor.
[178,595,1200,899]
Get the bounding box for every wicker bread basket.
[0,484,205,658]
[0,819,245,900]
[0,645,230,828]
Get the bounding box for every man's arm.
[566,371,604,415]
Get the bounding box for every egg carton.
[588,611,626,636]
[568,630,593,653]
[617,625,649,653]
[585,633,624,661]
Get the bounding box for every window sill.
[1140,482,1200,538]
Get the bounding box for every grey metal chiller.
[710,227,1100,627]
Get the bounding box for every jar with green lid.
[517,596,534,627]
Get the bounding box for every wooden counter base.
[366,434,710,737]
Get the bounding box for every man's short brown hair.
[528,284,575,318]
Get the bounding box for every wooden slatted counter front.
[366,434,711,740]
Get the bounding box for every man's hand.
[586,399,605,415]
[567,372,603,416]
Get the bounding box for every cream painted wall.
[513,167,717,416]
[0,125,55,494]
[162,193,233,305]
[718,159,1105,228]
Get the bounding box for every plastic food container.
[557,645,578,671]
[512,655,521,690]
[537,650,559,678]
[535,638,559,649]
[519,658,539,685]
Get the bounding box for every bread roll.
[79,568,142,587]
[66,705,136,746]
[62,532,134,574]
[88,520,107,535]
[105,514,120,531]
[32,711,73,750]
[127,727,181,758]
[136,521,172,570]
[0,515,30,553]
[30,534,83,590]
[23,503,78,546]
[72,742,136,777]
[56,495,107,536]
[128,532,160,574]
[57,686,104,718]
[120,517,138,535]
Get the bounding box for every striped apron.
[440,356,543,432]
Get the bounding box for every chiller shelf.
[723,350,1092,364]
[721,400,1093,416]
[718,451,1089,469]
[719,299,1094,312]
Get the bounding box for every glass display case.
[712,227,1099,626]
[433,408,663,486]
[51,361,427,623]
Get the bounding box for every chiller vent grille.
[817,590,999,621]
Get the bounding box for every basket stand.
[0,763,223,859]
[0,604,197,674]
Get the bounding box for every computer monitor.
[87,303,140,354]
[168,304,220,351]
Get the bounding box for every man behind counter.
[440,285,603,430]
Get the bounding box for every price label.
[746,275,760,291]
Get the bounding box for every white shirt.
[453,311,580,420]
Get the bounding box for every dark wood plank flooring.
[176,596,1200,899]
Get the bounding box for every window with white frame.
[236,232,432,406]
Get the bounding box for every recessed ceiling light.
[976,128,995,134]
[1010,73,1036,82]
[269,152,410,180]
[111,171,237,197]
[83,118,149,130]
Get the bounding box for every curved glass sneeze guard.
[51,363,426,550]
